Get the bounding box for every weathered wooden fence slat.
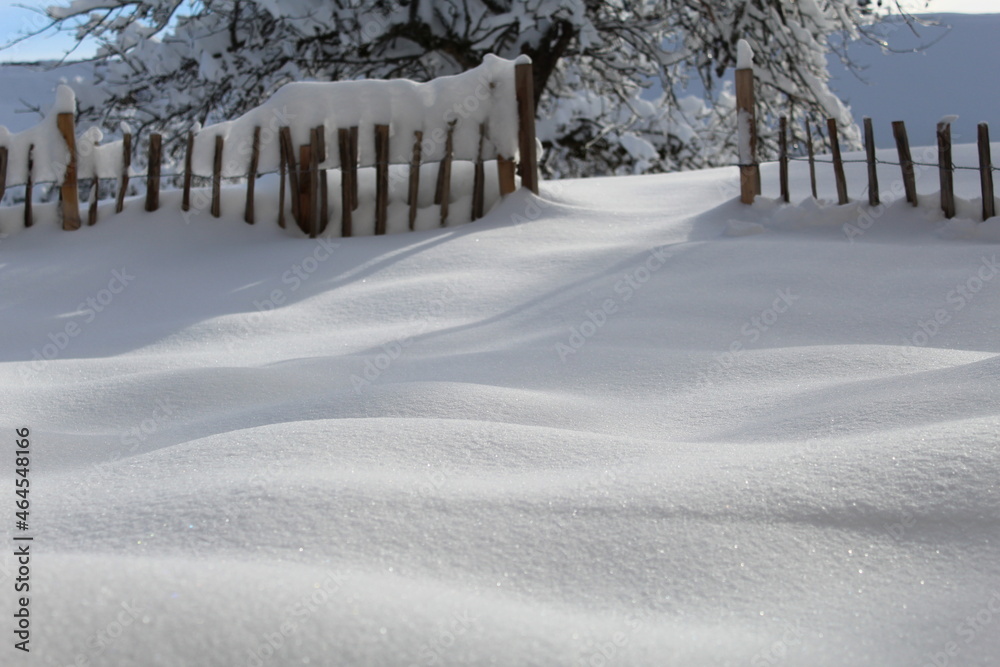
[116,133,131,214]
[979,123,995,221]
[892,120,917,206]
[375,124,390,236]
[408,130,423,231]
[245,126,261,225]
[57,112,81,230]
[145,133,162,212]
[938,121,956,219]
[864,117,879,207]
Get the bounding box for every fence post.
[497,157,516,196]
[245,126,260,224]
[374,124,390,236]
[804,123,817,199]
[349,126,359,210]
[338,127,353,237]
[979,123,995,221]
[472,123,486,219]
[116,133,131,214]
[308,127,320,237]
[937,121,955,219]
[279,127,300,224]
[892,121,917,206]
[827,119,848,205]
[437,124,455,227]
[316,125,328,234]
[298,143,313,235]
[87,171,98,226]
[408,130,423,231]
[0,146,8,207]
[278,136,287,229]
[515,61,539,194]
[182,131,194,212]
[24,144,33,228]
[735,78,758,201]
[211,135,223,218]
[778,116,789,203]
[145,133,161,212]
[56,112,81,230]
[863,117,879,207]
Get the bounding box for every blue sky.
[0,0,996,63]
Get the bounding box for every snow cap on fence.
[0,84,81,186]
[737,39,754,70]
[191,54,528,178]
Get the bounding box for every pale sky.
[0,0,996,62]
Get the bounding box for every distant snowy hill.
[829,12,1000,147]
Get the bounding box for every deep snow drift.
[1,133,999,666]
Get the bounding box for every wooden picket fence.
[735,62,997,222]
[0,60,540,237]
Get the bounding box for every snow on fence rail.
[734,42,997,222]
[0,55,539,237]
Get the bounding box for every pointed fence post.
[979,123,995,221]
[24,144,34,228]
[863,117,880,207]
[316,125,328,233]
[827,119,848,205]
[338,127,354,237]
[145,133,161,212]
[805,123,817,199]
[245,126,260,224]
[280,127,300,224]
[57,112,81,230]
[0,146,8,207]
[375,124,390,235]
[211,135,224,218]
[778,116,789,203]
[892,121,917,206]
[937,121,955,219]
[408,130,423,230]
[472,123,486,219]
[514,61,539,194]
[436,123,454,227]
[116,133,131,214]
[182,131,194,212]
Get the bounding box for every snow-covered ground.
[3,14,1000,665]
[2,121,1000,666]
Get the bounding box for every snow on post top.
[737,39,754,70]
[53,84,76,114]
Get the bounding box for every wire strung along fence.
[0,55,540,238]
[735,50,997,223]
